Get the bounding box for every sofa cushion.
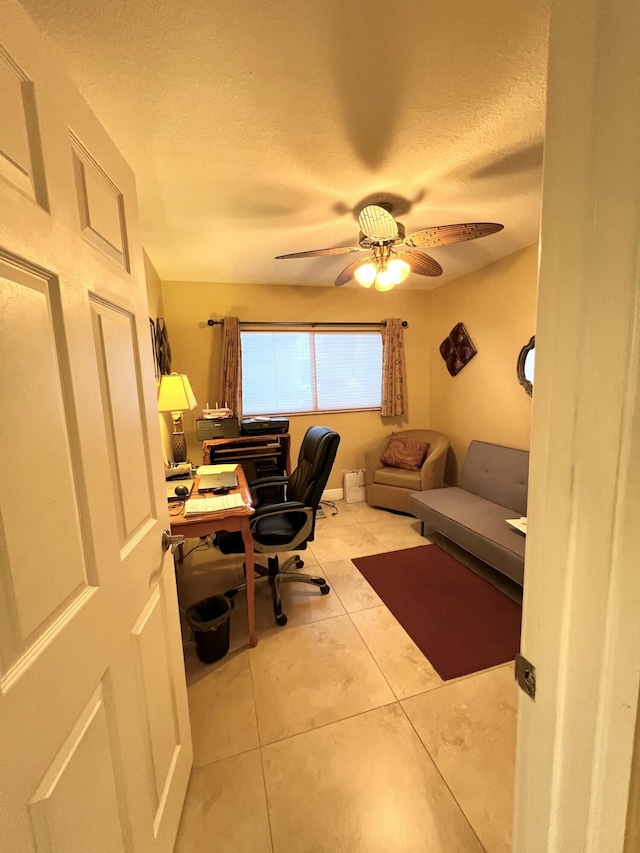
[408,487,526,585]
[459,440,529,515]
[374,465,423,489]
[380,434,429,471]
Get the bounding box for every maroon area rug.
[352,545,521,680]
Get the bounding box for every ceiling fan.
[275,204,504,291]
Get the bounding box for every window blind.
[241,331,382,415]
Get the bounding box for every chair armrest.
[249,476,290,505]
[250,500,306,519]
[364,437,390,486]
[249,476,289,490]
[420,440,448,490]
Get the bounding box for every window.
[241,330,382,415]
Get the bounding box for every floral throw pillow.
[380,435,429,471]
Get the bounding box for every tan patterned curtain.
[381,318,407,416]
[221,316,242,419]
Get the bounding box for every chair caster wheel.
[295,558,304,569]
[320,585,330,595]
[275,613,288,626]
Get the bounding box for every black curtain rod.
[206,319,408,328]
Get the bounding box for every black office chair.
[215,426,340,626]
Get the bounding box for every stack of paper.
[506,517,527,535]
[184,494,245,515]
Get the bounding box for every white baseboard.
[322,487,344,502]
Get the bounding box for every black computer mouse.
[212,487,231,495]
[175,485,190,497]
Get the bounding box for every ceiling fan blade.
[403,222,504,249]
[358,205,399,241]
[334,258,367,287]
[275,246,362,259]
[400,250,443,277]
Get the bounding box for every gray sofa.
[407,440,529,585]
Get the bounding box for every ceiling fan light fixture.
[354,262,377,287]
[375,270,396,291]
[387,257,411,284]
[277,203,503,288]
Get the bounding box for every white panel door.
[0,4,192,852]
[513,0,640,850]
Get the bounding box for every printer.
[196,416,240,440]
[241,417,289,435]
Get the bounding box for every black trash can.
[185,595,234,663]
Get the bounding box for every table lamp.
[157,372,197,462]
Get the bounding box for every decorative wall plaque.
[439,322,477,376]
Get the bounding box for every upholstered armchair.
[364,429,449,513]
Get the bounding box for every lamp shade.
[354,262,377,287]
[374,270,396,291]
[157,373,197,414]
[387,258,411,283]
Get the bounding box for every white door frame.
[514,0,640,849]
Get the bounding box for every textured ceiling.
[21,0,549,290]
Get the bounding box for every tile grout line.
[342,537,502,851]
[396,660,515,702]
[341,550,440,704]
[190,700,402,773]
[257,746,276,853]
[247,648,277,853]
[189,661,512,772]
[257,698,400,751]
[318,560,383,617]
[339,549,517,699]
[246,610,386,750]
[396,700,489,853]
[341,597,500,703]
[346,605,407,703]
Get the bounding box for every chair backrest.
[287,426,340,531]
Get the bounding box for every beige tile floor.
[174,500,521,853]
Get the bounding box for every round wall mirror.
[517,336,535,396]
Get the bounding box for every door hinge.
[515,653,536,700]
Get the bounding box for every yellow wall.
[143,251,172,462]
[426,244,538,482]
[143,249,164,319]
[160,281,433,488]
[159,244,538,490]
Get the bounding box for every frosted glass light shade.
[157,372,197,414]
[375,270,396,291]
[354,262,377,287]
[387,258,411,283]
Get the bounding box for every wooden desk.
[170,467,257,647]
